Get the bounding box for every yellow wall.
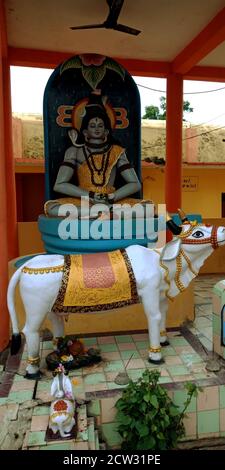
[143,166,225,218]
[18,222,44,255]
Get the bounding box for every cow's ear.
[160,238,181,261]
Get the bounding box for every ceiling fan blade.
[70,23,105,30]
[113,23,141,35]
[105,0,124,25]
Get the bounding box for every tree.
[142,96,193,120]
[142,105,160,120]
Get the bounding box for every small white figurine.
[49,364,75,438]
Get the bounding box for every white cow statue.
[7,213,225,379]
[49,363,75,438]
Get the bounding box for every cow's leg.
[47,311,65,349]
[20,269,62,379]
[159,297,170,346]
[141,287,164,364]
[22,303,48,379]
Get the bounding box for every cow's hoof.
[148,357,165,365]
[24,370,43,380]
[160,340,170,347]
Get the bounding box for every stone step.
[87,417,96,450]
[87,399,101,420]
[76,404,88,442]
[99,441,107,450]
[95,429,100,450]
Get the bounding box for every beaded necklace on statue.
[83,144,111,187]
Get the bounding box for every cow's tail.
[7,264,25,355]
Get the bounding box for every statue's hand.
[108,193,115,203]
[68,128,78,145]
[68,128,83,147]
[93,193,110,205]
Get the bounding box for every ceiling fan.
[70,0,141,36]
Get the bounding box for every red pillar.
[165,73,183,213]
[1,2,18,259]
[0,0,18,351]
[0,0,9,350]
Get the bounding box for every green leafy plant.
[115,369,201,450]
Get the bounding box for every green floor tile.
[88,420,95,443]
[33,406,50,416]
[28,431,46,447]
[127,369,145,381]
[170,338,189,346]
[84,373,105,385]
[42,443,71,450]
[77,430,88,441]
[158,376,172,384]
[144,360,163,369]
[0,397,10,405]
[101,422,122,447]
[120,350,140,360]
[87,400,101,417]
[167,365,190,376]
[107,381,126,389]
[14,374,28,382]
[135,341,149,349]
[181,353,202,365]
[219,386,225,408]
[161,347,177,356]
[8,390,33,403]
[83,337,97,346]
[115,335,133,343]
[100,344,119,352]
[173,390,196,413]
[37,381,51,391]
[194,372,209,380]
[104,361,125,373]
[95,430,100,450]
[72,386,85,395]
[198,410,219,434]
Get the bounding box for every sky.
[10,66,225,127]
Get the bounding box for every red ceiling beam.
[8,47,170,77]
[8,47,72,69]
[173,6,225,74]
[185,65,225,82]
[8,46,225,82]
[115,58,170,77]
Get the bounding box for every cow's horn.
[166,213,182,235]
[178,208,189,223]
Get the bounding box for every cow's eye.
[192,230,204,238]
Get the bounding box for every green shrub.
[115,369,200,450]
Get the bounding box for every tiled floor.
[1,273,225,449]
[13,331,218,399]
[39,274,225,392]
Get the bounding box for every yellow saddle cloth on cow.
[52,249,139,314]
